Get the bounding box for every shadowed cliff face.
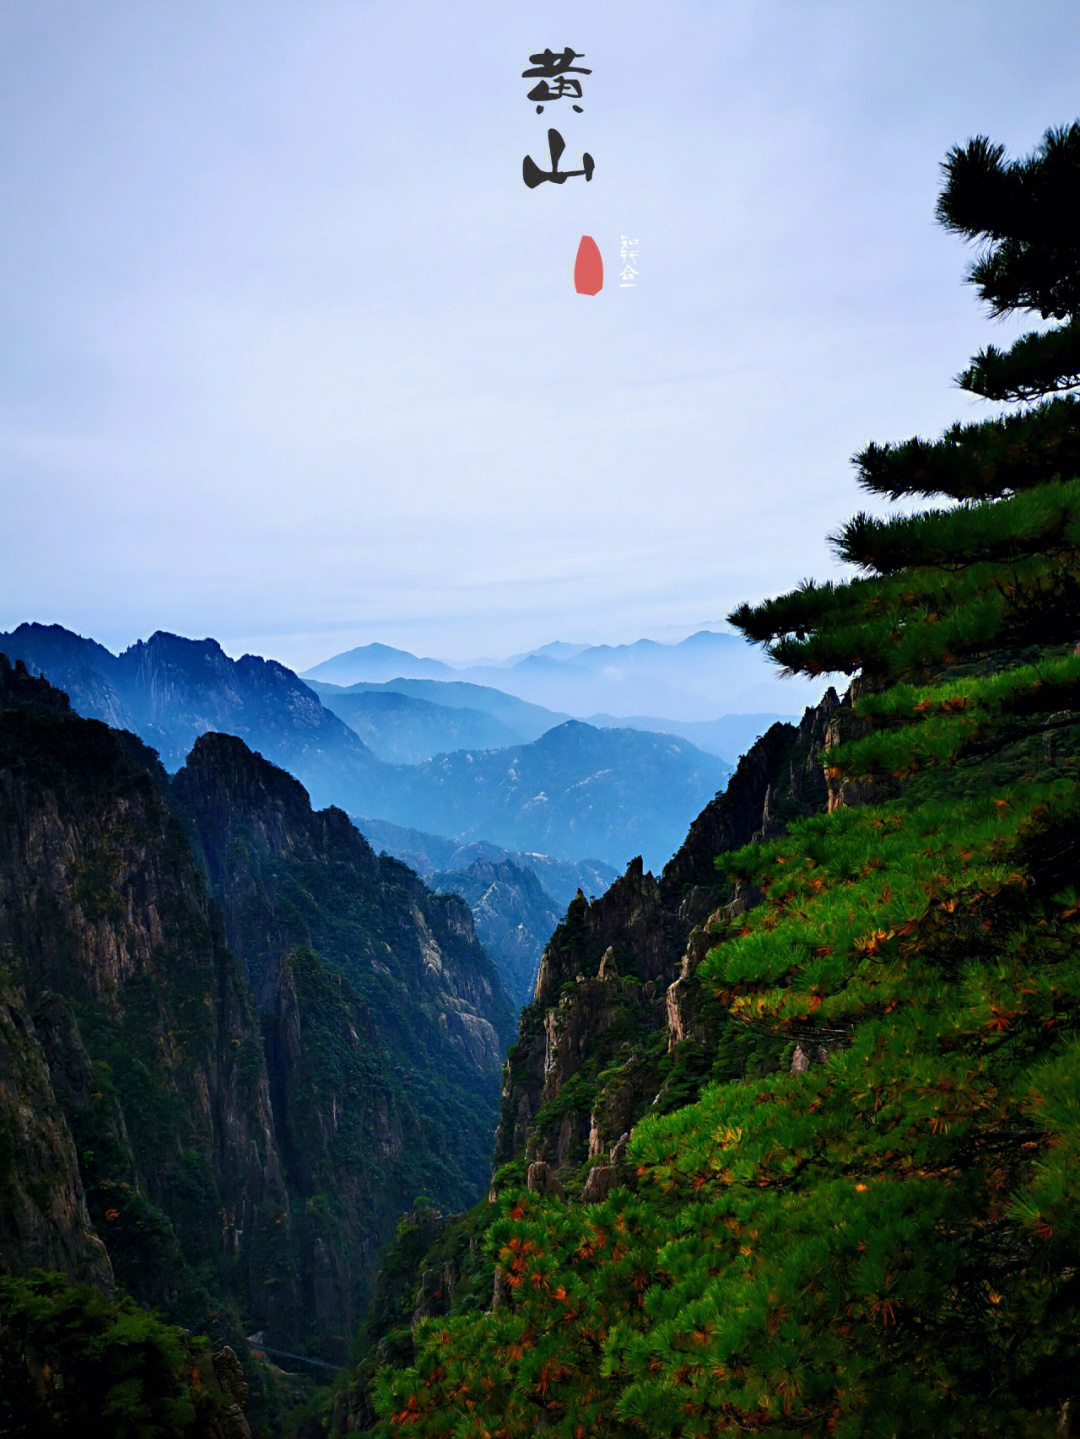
[0,622,381,807]
[3,623,384,783]
[171,731,518,1350]
[172,730,516,1073]
[0,655,297,1340]
[0,654,518,1362]
[493,689,842,1172]
[0,980,114,1292]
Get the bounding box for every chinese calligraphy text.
[522,47,593,188]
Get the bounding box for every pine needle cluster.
[359,121,1080,1438]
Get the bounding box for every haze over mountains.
[309,676,782,770]
[361,721,727,873]
[0,622,764,1016]
[0,623,736,874]
[303,630,823,721]
[306,680,566,765]
[350,819,617,910]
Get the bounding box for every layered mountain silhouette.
[304,641,456,684]
[311,676,786,767]
[0,655,514,1369]
[308,685,537,764]
[0,625,730,872]
[303,630,825,720]
[364,720,727,871]
[309,676,572,754]
[0,623,374,790]
[351,817,617,909]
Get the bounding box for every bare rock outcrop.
[0,984,114,1291]
[526,1161,566,1200]
[494,687,848,1176]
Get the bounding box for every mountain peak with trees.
[344,120,1080,1438]
[5,120,1080,1439]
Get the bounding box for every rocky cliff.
[0,622,380,806]
[428,856,562,1008]
[173,730,514,1049]
[326,685,846,1432]
[171,730,516,1351]
[0,654,517,1371]
[0,656,293,1336]
[0,978,114,1292]
[493,687,842,1175]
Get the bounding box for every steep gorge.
[0,654,514,1371]
[494,686,842,1179]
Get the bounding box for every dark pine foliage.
[345,121,1080,1439]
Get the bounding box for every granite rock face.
[430,856,563,1008]
[0,653,517,1364]
[494,688,846,1174]
[0,622,379,800]
[0,981,114,1291]
[0,656,298,1335]
[174,730,513,1072]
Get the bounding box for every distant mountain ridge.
[358,720,729,872]
[311,676,787,768]
[302,630,825,720]
[0,623,379,804]
[353,819,621,1007]
[308,686,532,764]
[1,624,731,872]
[309,676,572,749]
[583,711,788,764]
[304,642,455,684]
[351,817,618,909]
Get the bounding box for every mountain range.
[307,676,573,756]
[0,656,514,1396]
[0,623,372,789]
[306,682,555,765]
[0,624,731,872]
[350,818,617,909]
[349,720,728,873]
[303,630,824,721]
[309,674,784,767]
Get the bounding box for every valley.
[3,81,1080,1439]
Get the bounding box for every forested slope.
[340,122,1080,1438]
[0,655,514,1433]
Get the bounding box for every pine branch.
[958,322,1080,402]
[937,123,1080,321]
[854,397,1080,502]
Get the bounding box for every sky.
[3,1,1080,673]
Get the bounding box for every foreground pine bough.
[354,123,1080,1437]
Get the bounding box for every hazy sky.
[4,2,1079,670]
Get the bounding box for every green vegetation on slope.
[0,1272,246,1439]
[0,656,521,1436]
[352,122,1080,1437]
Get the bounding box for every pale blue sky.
[3,2,1079,670]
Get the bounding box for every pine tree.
[730,123,1080,685]
[363,122,1080,1439]
[939,125,1080,396]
